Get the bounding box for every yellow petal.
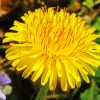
[79,53,100,67]
[31,63,44,82]
[86,34,100,42]
[4,32,17,37]
[22,56,45,78]
[56,58,62,78]
[2,38,11,43]
[62,58,81,82]
[12,58,22,67]
[67,73,75,89]
[29,52,43,59]
[41,67,51,85]
[17,58,33,71]
[78,60,95,76]
[80,57,99,67]
[70,58,82,70]
[61,58,72,74]
[60,74,68,91]
[75,81,81,88]
[6,50,22,60]
[60,65,68,91]
[79,70,90,83]
[86,52,100,60]
[49,62,57,90]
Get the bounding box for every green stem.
[35,81,49,100]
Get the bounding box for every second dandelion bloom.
[3,7,100,91]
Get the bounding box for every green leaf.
[70,0,76,7]
[95,67,100,78]
[97,94,100,100]
[80,80,99,100]
[35,82,49,100]
[93,17,100,32]
[93,67,100,88]
[82,0,94,9]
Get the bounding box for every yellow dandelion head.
[3,7,100,91]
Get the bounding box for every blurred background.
[0,0,100,100]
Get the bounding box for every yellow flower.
[3,8,100,91]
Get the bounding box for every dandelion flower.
[3,8,100,91]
